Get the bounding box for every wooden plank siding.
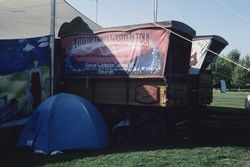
[62,78,169,107]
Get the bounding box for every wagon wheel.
[132,113,166,145]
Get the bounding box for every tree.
[212,56,233,89]
[212,49,242,90]
[231,54,250,89]
[227,49,241,63]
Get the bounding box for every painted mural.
[0,36,50,124]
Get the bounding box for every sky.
[66,0,250,58]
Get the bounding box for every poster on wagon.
[61,28,170,78]
[189,39,212,75]
[0,36,50,124]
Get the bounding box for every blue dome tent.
[17,93,109,154]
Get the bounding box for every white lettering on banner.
[85,63,97,68]
[73,33,151,47]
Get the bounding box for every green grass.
[2,91,250,167]
[210,91,249,108]
[48,147,250,167]
[3,143,250,167]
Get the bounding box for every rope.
[215,0,250,25]
[103,0,250,72]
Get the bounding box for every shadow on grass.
[1,106,250,167]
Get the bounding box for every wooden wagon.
[55,17,227,144]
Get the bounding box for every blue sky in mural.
[0,36,50,75]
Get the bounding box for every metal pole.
[152,0,158,22]
[96,0,98,23]
[155,0,158,22]
[152,0,155,22]
[50,0,56,96]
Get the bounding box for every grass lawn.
[1,91,250,167]
[210,91,248,109]
[2,139,250,167]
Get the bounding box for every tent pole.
[50,0,56,96]
[152,0,158,22]
[155,0,158,22]
[152,0,155,22]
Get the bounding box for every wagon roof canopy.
[194,35,228,46]
[95,20,196,37]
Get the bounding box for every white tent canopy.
[0,0,101,39]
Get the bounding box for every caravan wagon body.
[56,18,227,144]
[59,20,195,109]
